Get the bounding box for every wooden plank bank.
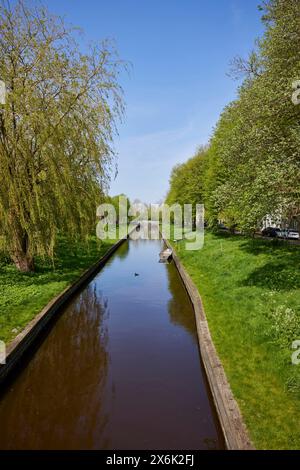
[0,229,138,387]
[164,238,254,450]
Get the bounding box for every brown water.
[0,239,224,450]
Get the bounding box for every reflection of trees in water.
[148,223,160,240]
[114,240,130,260]
[129,222,160,241]
[166,263,197,340]
[0,284,110,449]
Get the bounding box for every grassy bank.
[0,236,117,344]
[171,231,300,450]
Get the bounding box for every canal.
[0,238,224,449]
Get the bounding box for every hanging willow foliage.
[0,0,125,271]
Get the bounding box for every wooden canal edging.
[0,225,253,450]
[164,238,254,450]
[0,229,138,387]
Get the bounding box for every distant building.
[262,212,300,231]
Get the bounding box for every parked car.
[261,227,281,238]
[288,229,300,240]
[279,229,300,240]
[261,227,300,240]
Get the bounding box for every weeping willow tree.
[0,0,124,271]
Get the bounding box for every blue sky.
[30,0,264,202]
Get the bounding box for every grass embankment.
[171,231,300,450]
[0,236,117,344]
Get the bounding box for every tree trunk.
[10,232,35,272]
[11,251,34,272]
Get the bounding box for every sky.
[29,0,264,203]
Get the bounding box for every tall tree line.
[166,0,300,233]
[0,0,124,271]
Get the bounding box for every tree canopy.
[0,0,124,271]
[166,0,300,233]
[166,146,207,223]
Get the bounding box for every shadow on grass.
[210,230,300,291]
[241,238,300,290]
[241,237,297,256]
[242,262,300,291]
[0,237,112,289]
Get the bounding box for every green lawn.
[171,231,300,450]
[0,236,116,344]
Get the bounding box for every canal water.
[0,238,224,449]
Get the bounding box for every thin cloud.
[110,118,209,202]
